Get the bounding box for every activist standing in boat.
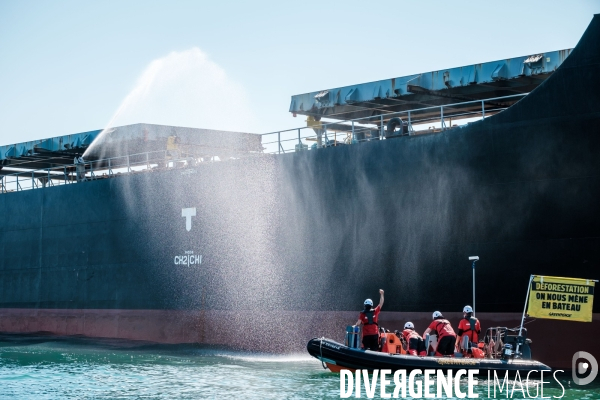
[355,289,384,351]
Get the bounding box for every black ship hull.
[1,15,600,370]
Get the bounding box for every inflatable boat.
[307,326,551,374]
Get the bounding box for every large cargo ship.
[1,15,599,369]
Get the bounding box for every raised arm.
[378,289,384,309]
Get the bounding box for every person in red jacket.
[355,289,384,351]
[456,305,481,351]
[423,311,457,356]
[401,322,427,356]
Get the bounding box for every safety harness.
[469,317,478,331]
[362,308,378,326]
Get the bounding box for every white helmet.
[404,322,414,330]
[432,311,443,319]
[364,299,373,306]
[463,305,473,313]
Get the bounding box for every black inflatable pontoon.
[307,338,551,374]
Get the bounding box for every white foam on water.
[216,352,314,363]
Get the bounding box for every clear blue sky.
[0,0,598,144]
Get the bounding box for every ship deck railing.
[0,151,202,193]
[0,93,526,194]
[260,93,527,154]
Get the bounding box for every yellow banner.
[527,276,595,322]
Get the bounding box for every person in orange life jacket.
[423,311,457,356]
[355,289,384,351]
[401,322,427,356]
[456,305,481,350]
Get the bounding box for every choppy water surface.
[0,335,598,399]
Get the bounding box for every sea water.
[0,335,598,399]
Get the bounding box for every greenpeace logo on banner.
[174,250,202,266]
[339,369,565,399]
[549,313,572,318]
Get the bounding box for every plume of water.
[85,47,256,157]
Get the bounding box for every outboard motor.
[345,325,361,349]
[501,343,514,361]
